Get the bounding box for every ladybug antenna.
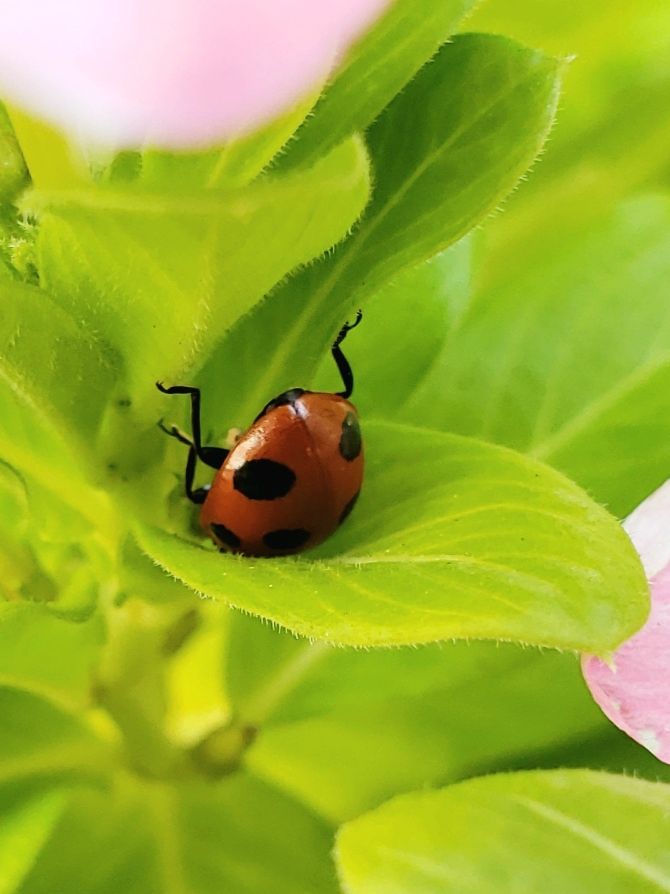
[333,310,362,399]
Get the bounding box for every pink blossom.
[582,480,670,763]
[0,0,389,148]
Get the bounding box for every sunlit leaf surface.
[337,771,670,894]
[279,0,476,168]
[136,421,647,651]
[356,198,670,516]
[198,34,561,427]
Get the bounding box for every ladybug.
[157,312,364,557]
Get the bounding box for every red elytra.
[157,313,364,557]
[201,391,362,556]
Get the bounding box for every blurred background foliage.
[470,0,670,227]
[396,0,670,520]
[448,0,670,774]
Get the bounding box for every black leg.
[157,419,227,470]
[157,382,229,504]
[332,310,363,399]
[156,383,204,452]
[184,445,210,504]
[198,445,229,469]
[156,382,229,469]
[158,419,192,447]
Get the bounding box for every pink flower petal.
[622,479,670,578]
[582,481,670,763]
[0,0,389,148]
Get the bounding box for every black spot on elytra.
[263,528,310,551]
[338,490,360,526]
[211,522,241,550]
[233,459,296,500]
[339,412,361,461]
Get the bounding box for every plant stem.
[188,640,331,777]
[95,600,185,778]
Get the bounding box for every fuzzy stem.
[95,600,186,778]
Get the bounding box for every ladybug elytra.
[157,312,364,557]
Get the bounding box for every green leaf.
[140,91,319,190]
[239,638,602,822]
[278,0,476,169]
[389,196,670,516]
[6,105,86,191]
[32,136,371,420]
[119,538,195,605]
[0,604,101,709]
[313,238,473,415]
[0,386,118,563]
[137,421,646,651]
[468,2,670,217]
[168,775,339,893]
[0,452,115,621]
[0,285,118,549]
[0,461,39,598]
[313,31,560,310]
[0,687,111,788]
[0,280,119,442]
[225,608,522,727]
[0,380,80,494]
[0,786,69,894]
[336,770,670,894]
[18,783,158,894]
[518,721,670,787]
[197,34,562,427]
[0,459,115,618]
[0,103,28,201]
[21,773,339,894]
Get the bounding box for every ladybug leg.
[332,309,362,399]
[158,420,226,470]
[156,382,229,469]
[184,445,210,505]
[156,422,208,502]
[158,420,191,447]
[158,421,209,503]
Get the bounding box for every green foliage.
[198,34,562,427]
[32,135,370,415]
[0,280,119,457]
[0,603,101,709]
[138,91,319,191]
[278,0,476,168]
[231,617,603,822]
[0,103,28,201]
[0,2,667,890]
[0,687,111,788]
[351,196,670,518]
[18,775,339,894]
[0,787,69,894]
[336,771,670,893]
[136,421,646,650]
